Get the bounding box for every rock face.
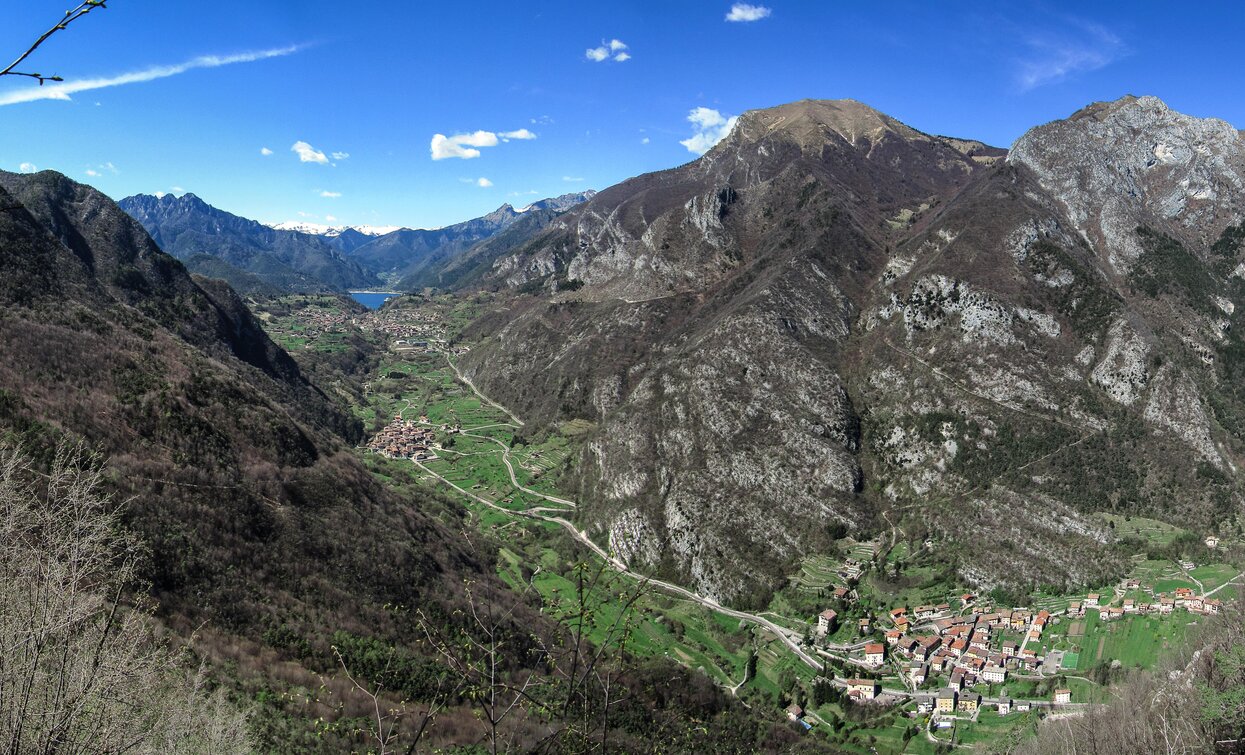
[455,97,1245,605]
[1009,95,1245,276]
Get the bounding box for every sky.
[1,1,1243,230]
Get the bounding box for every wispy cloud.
[292,141,328,164]
[1015,20,1127,91]
[84,161,118,178]
[562,176,584,182]
[679,107,738,154]
[500,129,536,141]
[586,39,630,63]
[0,46,303,107]
[260,147,274,156]
[319,190,341,198]
[331,151,349,160]
[430,128,536,160]
[726,3,772,22]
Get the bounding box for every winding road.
[410,359,827,672]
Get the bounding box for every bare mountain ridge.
[455,96,1245,605]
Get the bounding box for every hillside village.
[794,562,1233,735]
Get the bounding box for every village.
[363,415,453,461]
[782,549,1233,739]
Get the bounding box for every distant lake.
[349,291,400,310]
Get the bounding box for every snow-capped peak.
[265,221,404,237]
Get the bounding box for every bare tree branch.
[1,1,109,85]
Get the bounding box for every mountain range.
[444,95,1245,606]
[119,190,595,295]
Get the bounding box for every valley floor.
[257,293,1245,752]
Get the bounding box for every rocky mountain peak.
[1009,94,1245,275]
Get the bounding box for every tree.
[0,442,251,752]
[2,2,108,84]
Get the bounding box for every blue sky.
[1,1,1242,230]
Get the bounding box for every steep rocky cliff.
[456,97,1245,606]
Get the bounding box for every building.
[998,698,1013,715]
[846,679,879,700]
[958,692,982,713]
[982,666,1007,684]
[1086,593,1100,608]
[1016,700,1032,712]
[859,617,871,634]
[909,661,929,684]
[864,643,886,667]
[785,703,803,721]
[1054,688,1071,704]
[1206,535,1220,549]
[916,695,935,714]
[936,688,958,713]
[817,609,838,634]
[949,671,965,691]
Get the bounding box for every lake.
[349,291,401,310]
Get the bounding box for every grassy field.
[1045,610,1194,673]
[1095,513,1190,546]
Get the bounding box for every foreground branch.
[1,1,108,85]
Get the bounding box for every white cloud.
[260,147,274,156]
[319,190,342,198]
[331,151,349,160]
[292,141,329,164]
[0,45,303,107]
[1016,21,1128,91]
[430,129,534,160]
[562,176,584,182]
[641,137,651,145]
[500,129,537,141]
[431,131,497,160]
[18,162,36,173]
[508,189,540,197]
[85,169,100,177]
[476,177,493,188]
[170,186,185,194]
[587,39,630,62]
[679,107,739,155]
[325,214,338,222]
[531,115,554,125]
[726,3,772,22]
